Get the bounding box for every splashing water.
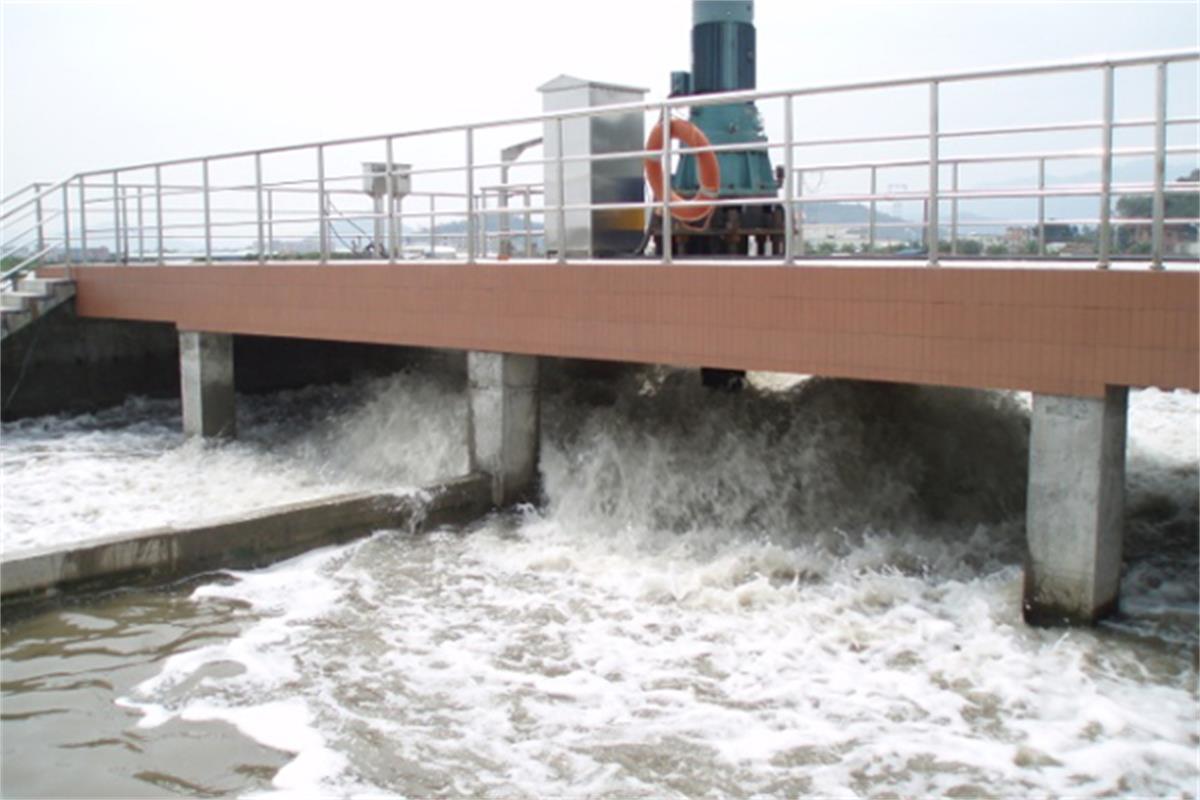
[2,368,1196,797]
[1,370,468,553]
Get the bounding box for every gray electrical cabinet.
[538,75,647,258]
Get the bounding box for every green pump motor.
[671,0,777,200]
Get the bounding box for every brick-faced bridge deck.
[57,260,1198,398]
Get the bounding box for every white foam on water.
[0,371,467,554]
[109,372,1198,797]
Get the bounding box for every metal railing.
[2,49,1197,288]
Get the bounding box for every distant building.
[1129,222,1199,255]
[1004,226,1032,248]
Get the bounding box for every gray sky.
[2,0,1198,198]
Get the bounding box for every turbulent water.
[0,372,468,553]
[2,367,1197,798]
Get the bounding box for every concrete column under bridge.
[468,351,539,507]
[1024,387,1128,626]
[179,330,235,438]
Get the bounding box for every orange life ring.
[644,118,720,224]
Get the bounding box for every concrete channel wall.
[0,473,491,610]
[0,298,463,421]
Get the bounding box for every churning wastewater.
[1,366,1197,798]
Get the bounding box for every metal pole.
[33,183,45,254]
[1098,65,1114,268]
[499,161,511,259]
[868,166,876,254]
[400,194,410,260]
[523,188,532,258]
[317,145,328,263]
[465,127,476,261]
[121,187,130,263]
[112,172,121,263]
[136,187,144,262]
[202,159,212,264]
[155,165,164,262]
[267,189,275,259]
[927,81,940,266]
[255,153,265,264]
[386,137,397,263]
[372,195,384,258]
[556,117,567,264]
[1151,61,1167,270]
[61,182,71,270]
[1037,157,1046,256]
[429,195,436,253]
[783,95,795,265]
[478,194,487,257]
[79,178,88,264]
[950,162,958,256]
[796,169,805,256]
[660,106,672,264]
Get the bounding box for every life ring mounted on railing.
[644,118,720,225]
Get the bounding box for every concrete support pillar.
[1024,387,1127,626]
[468,351,539,506]
[179,330,235,438]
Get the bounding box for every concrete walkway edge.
[1,473,492,608]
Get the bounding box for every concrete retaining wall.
[1,302,179,420]
[0,473,491,609]
[1,298,465,420]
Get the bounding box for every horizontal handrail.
[1,245,54,285]
[786,147,1200,174]
[0,178,73,222]
[2,49,1196,273]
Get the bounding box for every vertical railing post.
[317,146,328,264]
[927,80,940,267]
[61,182,72,272]
[523,188,533,258]
[480,193,489,257]
[950,162,959,256]
[396,196,404,260]
[465,127,476,262]
[78,177,88,264]
[202,159,212,265]
[136,187,144,263]
[429,194,436,253]
[386,137,397,264]
[33,182,45,254]
[796,169,805,256]
[112,172,121,263]
[1037,157,1046,257]
[868,166,876,255]
[121,187,130,263]
[499,161,512,259]
[555,116,567,264]
[155,165,164,263]
[474,190,482,258]
[255,153,265,265]
[660,105,672,264]
[1151,60,1167,270]
[783,95,795,265]
[1098,65,1114,268]
[267,189,275,259]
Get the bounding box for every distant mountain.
[952,157,1198,226]
[427,216,542,235]
[803,202,927,241]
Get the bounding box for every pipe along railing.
[2,50,1198,290]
